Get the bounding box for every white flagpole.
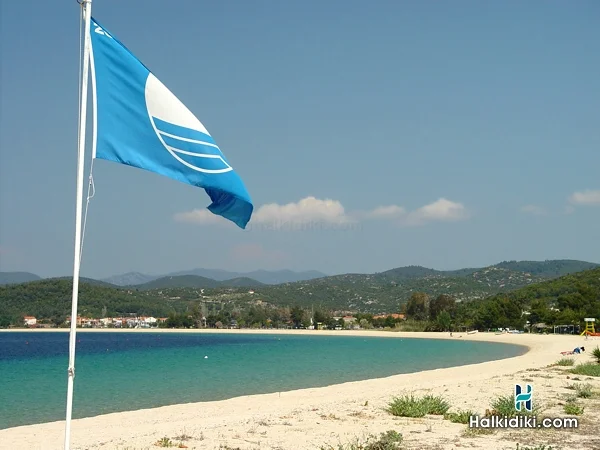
[64,0,92,448]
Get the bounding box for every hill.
[100,271,158,286]
[0,278,194,326]
[131,275,264,290]
[456,267,600,330]
[1,260,597,326]
[214,265,549,313]
[0,272,42,285]
[492,260,599,278]
[103,269,328,286]
[376,260,598,281]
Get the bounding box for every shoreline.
[1,330,595,449]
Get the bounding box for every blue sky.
[1,0,598,279]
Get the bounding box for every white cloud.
[569,189,600,206]
[401,198,469,226]
[174,196,468,230]
[251,196,355,228]
[520,205,547,216]
[174,196,356,231]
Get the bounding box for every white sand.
[1,329,598,450]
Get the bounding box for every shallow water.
[0,331,526,429]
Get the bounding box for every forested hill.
[454,267,600,330]
[0,260,598,326]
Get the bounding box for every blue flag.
[89,18,253,229]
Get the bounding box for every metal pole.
[64,0,92,448]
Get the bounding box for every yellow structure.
[581,317,596,336]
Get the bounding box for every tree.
[384,315,396,328]
[359,318,372,329]
[290,306,304,328]
[191,303,203,328]
[429,294,455,321]
[313,308,332,329]
[436,311,451,331]
[405,292,429,321]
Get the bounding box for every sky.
[1,0,599,279]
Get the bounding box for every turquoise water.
[0,331,526,429]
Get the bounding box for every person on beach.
[573,346,585,354]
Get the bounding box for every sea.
[0,331,526,429]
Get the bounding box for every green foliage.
[429,294,456,320]
[443,409,475,424]
[320,430,402,450]
[489,394,540,417]
[155,437,173,447]
[514,445,555,450]
[555,358,575,366]
[405,292,429,321]
[563,399,584,415]
[221,265,560,313]
[386,394,450,418]
[494,260,598,277]
[592,346,600,364]
[290,305,304,328]
[0,279,190,325]
[574,383,594,399]
[435,310,452,331]
[569,363,600,377]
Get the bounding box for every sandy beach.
[1,329,598,450]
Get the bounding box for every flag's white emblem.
[145,73,233,174]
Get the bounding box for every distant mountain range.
[1,259,597,293]
[101,269,328,286]
[0,269,328,287]
[0,272,42,285]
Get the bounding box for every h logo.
[515,384,533,412]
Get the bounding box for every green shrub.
[569,362,600,377]
[514,444,554,450]
[443,410,474,424]
[320,430,403,450]
[489,394,540,417]
[555,357,575,366]
[574,382,594,399]
[386,394,450,418]
[563,400,584,415]
[592,346,600,364]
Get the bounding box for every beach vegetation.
[488,394,541,417]
[154,437,173,447]
[569,363,600,377]
[555,358,574,366]
[386,394,450,418]
[592,346,600,364]
[320,430,402,450]
[563,399,584,415]
[443,409,475,424]
[462,426,495,437]
[514,445,555,450]
[574,382,594,399]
